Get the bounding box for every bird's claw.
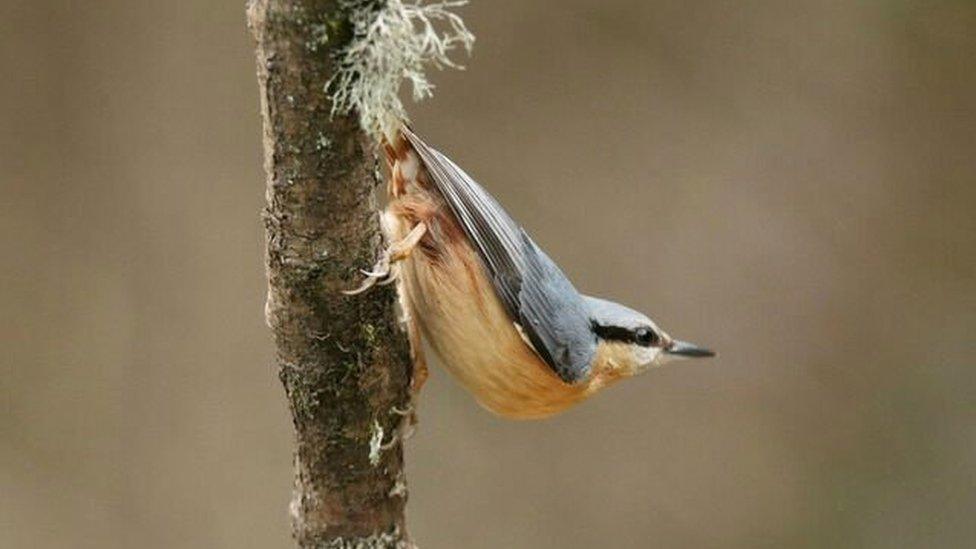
[343,254,395,295]
[378,271,399,286]
[342,276,380,296]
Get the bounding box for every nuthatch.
[347,127,714,419]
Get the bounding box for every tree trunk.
[247,1,414,546]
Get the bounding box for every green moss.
[362,323,377,348]
[278,361,324,424]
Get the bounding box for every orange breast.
[384,192,602,418]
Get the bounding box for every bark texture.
[247,1,414,546]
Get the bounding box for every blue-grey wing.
[515,233,597,383]
[402,128,596,383]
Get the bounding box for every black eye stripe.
[592,323,659,346]
[591,323,633,342]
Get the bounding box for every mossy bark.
[247,1,414,547]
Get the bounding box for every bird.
[346,127,714,419]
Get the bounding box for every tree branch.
[247,1,414,546]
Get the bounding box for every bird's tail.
[382,125,445,199]
[383,129,407,198]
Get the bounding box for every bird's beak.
[664,340,715,359]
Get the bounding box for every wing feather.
[402,128,595,383]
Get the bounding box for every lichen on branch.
[328,0,475,142]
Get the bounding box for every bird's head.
[584,295,714,377]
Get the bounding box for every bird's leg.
[343,221,427,296]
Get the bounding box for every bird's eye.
[634,327,658,347]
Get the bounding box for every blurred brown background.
[2,1,974,547]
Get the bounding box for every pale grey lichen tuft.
[329,0,474,142]
[368,419,385,466]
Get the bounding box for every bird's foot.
[342,253,397,296]
[343,221,427,296]
[390,403,418,441]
